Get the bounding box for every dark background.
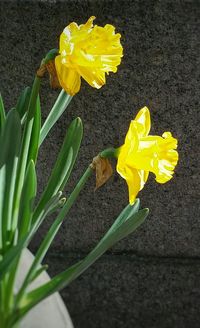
[0,0,200,327]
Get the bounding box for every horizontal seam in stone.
[45,251,200,265]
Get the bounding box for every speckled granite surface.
[0,1,199,327]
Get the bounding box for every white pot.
[15,249,74,328]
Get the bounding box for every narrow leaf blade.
[33,117,83,225]
[0,110,21,248]
[18,160,37,239]
[39,90,72,146]
[16,87,31,119]
[27,96,41,164]
[0,93,6,130]
[0,237,27,280]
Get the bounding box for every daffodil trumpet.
[98,108,179,205]
[55,16,123,96]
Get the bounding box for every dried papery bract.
[46,61,61,89]
[91,155,113,190]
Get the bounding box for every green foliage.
[0,110,21,250]
[33,117,83,226]
[27,96,41,164]
[18,160,37,239]
[18,203,148,319]
[11,77,41,239]
[0,236,27,280]
[39,89,72,146]
[0,77,149,328]
[16,87,31,121]
[0,93,6,130]
[29,264,49,283]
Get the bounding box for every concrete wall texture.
[0,1,199,327]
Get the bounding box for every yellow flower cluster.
[117,107,179,204]
[55,16,123,96]
[55,18,179,204]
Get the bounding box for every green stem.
[39,90,73,146]
[100,147,119,159]
[3,256,20,319]
[15,166,93,306]
[0,280,5,323]
[0,272,14,328]
[41,48,58,66]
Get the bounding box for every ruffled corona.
[117,107,179,204]
[55,16,123,95]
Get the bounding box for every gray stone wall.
[0,1,199,327]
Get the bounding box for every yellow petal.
[56,17,123,93]
[62,22,79,43]
[131,133,178,183]
[80,16,96,31]
[155,158,177,183]
[124,121,139,155]
[135,106,151,136]
[117,164,149,204]
[116,122,139,178]
[55,56,81,96]
[77,66,105,88]
[154,132,178,183]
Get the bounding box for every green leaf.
[29,264,48,283]
[16,87,31,120]
[0,193,63,291]
[0,110,21,249]
[18,161,37,239]
[0,193,63,284]
[39,89,72,146]
[15,167,93,306]
[0,93,6,130]
[27,96,41,164]
[80,208,149,272]
[29,192,64,238]
[92,200,140,251]
[32,117,83,225]
[106,199,140,234]
[0,236,27,280]
[11,77,40,235]
[18,205,148,318]
[109,208,149,244]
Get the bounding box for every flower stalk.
[100,147,119,159]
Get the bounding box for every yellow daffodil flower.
[55,16,123,96]
[117,107,179,204]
